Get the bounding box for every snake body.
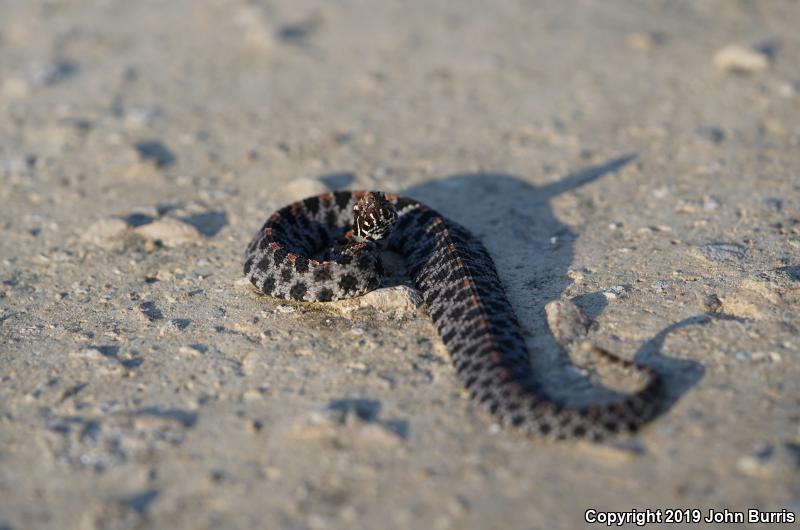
[244,191,662,441]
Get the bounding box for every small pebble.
[750,351,782,363]
[714,45,769,74]
[125,106,163,128]
[778,80,799,98]
[602,285,630,300]
[233,4,274,51]
[339,285,421,317]
[700,293,723,313]
[764,198,783,212]
[345,361,368,372]
[566,269,584,282]
[281,177,330,200]
[133,218,202,247]
[138,301,163,322]
[699,242,746,263]
[626,31,663,51]
[276,13,322,45]
[651,279,672,291]
[734,443,797,479]
[544,300,591,347]
[70,348,110,360]
[696,126,725,144]
[80,218,129,248]
[0,156,35,174]
[3,59,78,96]
[703,196,721,211]
[652,187,669,199]
[135,140,176,168]
[169,318,190,330]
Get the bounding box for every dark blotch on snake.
[338,274,358,293]
[314,266,332,282]
[257,254,271,272]
[273,247,288,266]
[294,256,310,273]
[303,196,321,215]
[334,191,351,210]
[261,275,276,294]
[290,282,307,300]
[325,209,338,227]
[357,254,372,271]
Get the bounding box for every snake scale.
[244,191,662,441]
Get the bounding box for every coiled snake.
[244,191,662,441]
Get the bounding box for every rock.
[70,347,110,361]
[137,301,163,322]
[134,140,176,168]
[696,126,725,144]
[764,198,783,212]
[133,218,202,247]
[241,352,260,375]
[3,59,79,97]
[122,207,159,227]
[698,242,746,263]
[602,284,631,300]
[735,444,797,478]
[338,285,422,317]
[0,156,36,175]
[276,13,322,45]
[545,300,591,347]
[651,279,673,291]
[626,32,663,51]
[779,80,800,98]
[68,348,121,372]
[233,4,274,52]
[700,293,723,313]
[280,177,330,200]
[124,106,163,128]
[169,318,190,330]
[81,218,129,247]
[714,45,769,74]
[703,196,721,211]
[180,210,228,237]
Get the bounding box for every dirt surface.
[1,1,799,529]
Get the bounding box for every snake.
[244,191,662,441]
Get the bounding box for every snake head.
[353,192,398,242]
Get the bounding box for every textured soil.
[1,1,799,529]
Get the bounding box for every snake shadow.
[394,156,705,417]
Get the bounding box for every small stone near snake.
[133,218,202,247]
[138,301,163,322]
[700,293,723,313]
[545,300,591,347]
[81,218,129,247]
[714,45,769,74]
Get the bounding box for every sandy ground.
[1,1,799,529]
